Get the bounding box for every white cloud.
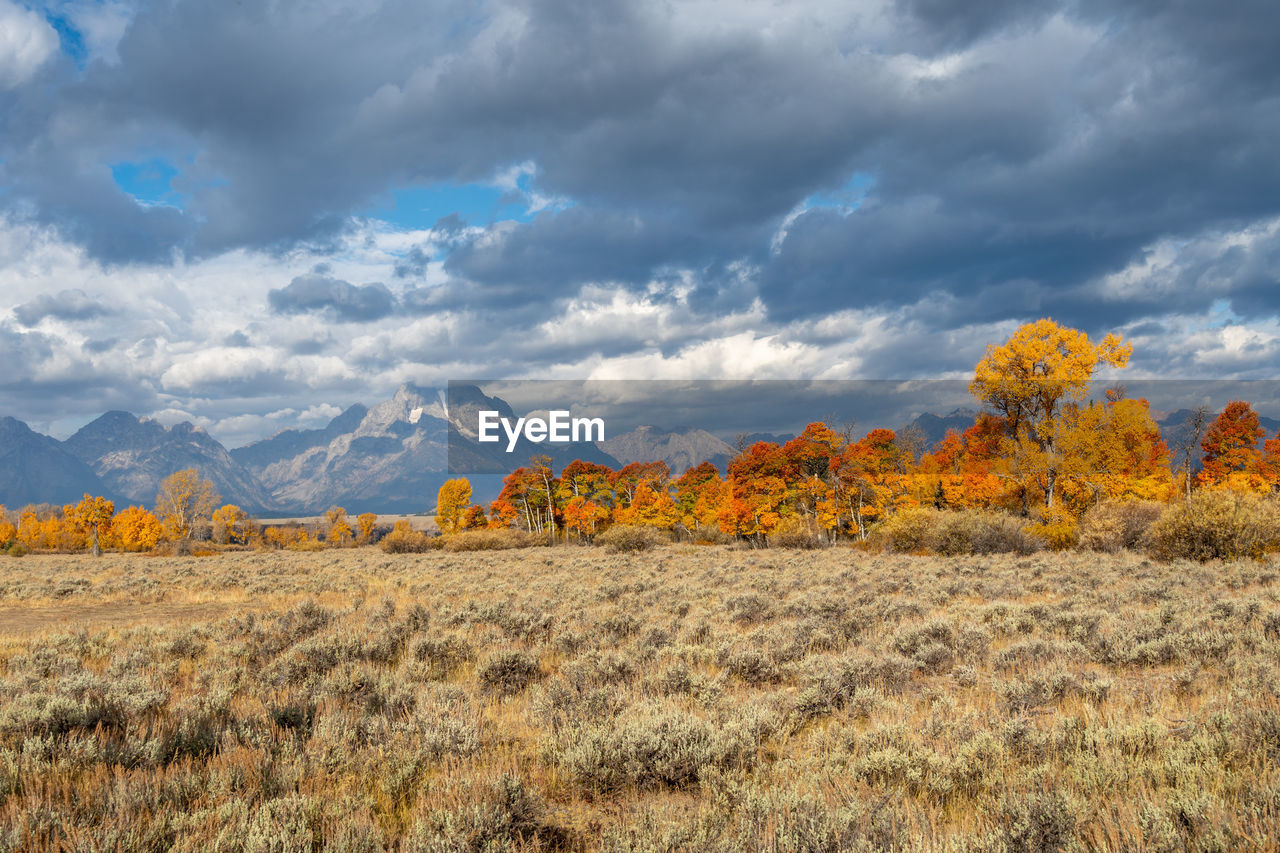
[0,0,58,89]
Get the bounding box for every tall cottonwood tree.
[155,469,220,542]
[970,318,1131,510]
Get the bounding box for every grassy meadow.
[0,546,1277,851]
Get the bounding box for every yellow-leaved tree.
[155,469,220,543]
[212,504,250,545]
[435,478,472,535]
[0,506,15,549]
[970,318,1131,510]
[113,506,164,552]
[357,512,378,545]
[68,494,115,557]
[325,506,353,547]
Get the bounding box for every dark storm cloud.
[0,0,1278,375]
[13,289,111,326]
[899,0,1059,52]
[444,208,721,301]
[268,275,396,322]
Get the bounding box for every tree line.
[0,468,381,556]
[435,319,1280,548]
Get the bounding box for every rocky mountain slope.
[598,425,735,476]
[0,417,110,508]
[62,412,277,512]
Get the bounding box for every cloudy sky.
[2,0,1278,447]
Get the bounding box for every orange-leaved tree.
[614,480,679,529]
[1055,395,1173,507]
[0,506,14,549]
[720,441,794,543]
[1198,401,1265,491]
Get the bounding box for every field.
[0,547,1277,852]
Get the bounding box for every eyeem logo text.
[477,410,605,452]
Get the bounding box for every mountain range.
[2,393,1278,515]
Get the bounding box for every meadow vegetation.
[0,546,1276,851]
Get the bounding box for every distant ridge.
[0,416,110,507]
[598,425,735,476]
[63,411,276,512]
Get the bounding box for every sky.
[1,0,1279,448]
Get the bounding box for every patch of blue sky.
[44,12,88,69]
[365,174,571,233]
[771,172,876,254]
[801,172,875,214]
[1206,299,1242,329]
[110,158,185,208]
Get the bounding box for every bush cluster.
[1148,490,1280,561]
[874,508,1042,556]
[443,529,537,552]
[595,524,667,553]
[1078,500,1164,553]
[378,522,438,554]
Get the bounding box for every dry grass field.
[0,547,1277,852]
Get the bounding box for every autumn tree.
[155,469,220,542]
[672,461,724,534]
[459,505,487,530]
[325,506,354,546]
[68,494,114,557]
[970,318,1131,509]
[1199,401,1265,491]
[830,429,913,539]
[113,506,164,552]
[0,507,14,549]
[720,442,795,543]
[495,459,559,535]
[1055,396,1172,507]
[783,422,844,531]
[212,504,250,545]
[356,512,378,544]
[614,480,679,529]
[435,478,473,536]
[610,461,670,508]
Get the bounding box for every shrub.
[1000,789,1078,853]
[874,507,935,553]
[874,508,1041,555]
[444,528,536,551]
[6,543,28,557]
[726,592,775,625]
[1024,506,1079,551]
[936,510,1042,556]
[1148,490,1280,561]
[478,650,543,696]
[769,517,826,549]
[595,524,666,553]
[551,705,756,793]
[688,524,731,545]
[380,521,438,554]
[1078,500,1164,552]
[406,775,564,852]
